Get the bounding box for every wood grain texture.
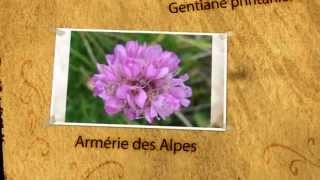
[1,0,320,179]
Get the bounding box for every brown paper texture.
[1,0,320,179]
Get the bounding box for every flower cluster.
[90,41,192,123]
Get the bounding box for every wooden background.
[1,0,320,179]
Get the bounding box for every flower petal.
[99,67,117,81]
[181,99,191,107]
[122,60,141,79]
[96,63,105,73]
[180,74,189,81]
[144,107,157,124]
[155,67,169,79]
[124,108,138,120]
[135,89,147,108]
[145,64,157,79]
[159,51,180,72]
[169,87,186,98]
[184,86,192,97]
[126,94,136,109]
[106,54,115,65]
[123,66,132,78]
[104,98,123,115]
[116,85,131,99]
[153,94,180,119]
[126,41,139,57]
[144,45,162,63]
[114,45,127,62]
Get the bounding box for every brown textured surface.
[1,0,320,179]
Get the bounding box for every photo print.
[50,28,227,131]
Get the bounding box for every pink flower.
[90,41,192,123]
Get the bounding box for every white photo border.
[50,28,228,131]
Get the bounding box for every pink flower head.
[90,41,192,123]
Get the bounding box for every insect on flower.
[90,41,192,123]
